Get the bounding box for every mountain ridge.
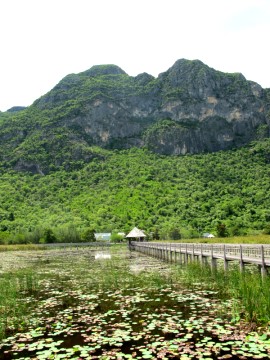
[0,59,270,174]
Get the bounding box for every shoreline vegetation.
[1,234,270,252]
[0,244,270,359]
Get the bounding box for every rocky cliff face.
[145,59,269,154]
[0,59,269,173]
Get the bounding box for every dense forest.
[1,139,270,244]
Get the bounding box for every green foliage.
[0,140,270,242]
[263,224,270,235]
[82,228,96,242]
[216,223,228,237]
[143,119,182,138]
[110,233,125,243]
[168,227,182,240]
[43,228,57,243]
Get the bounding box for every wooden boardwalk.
[131,242,270,278]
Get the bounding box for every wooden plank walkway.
[130,242,270,278]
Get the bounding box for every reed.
[175,261,270,325]
[231,272,270,324]
[0,270,40,339]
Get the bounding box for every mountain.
[0,59,270,174]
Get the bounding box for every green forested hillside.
[1,140,270,243]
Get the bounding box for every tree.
[263,224,270,235]
[44,228,57,243]
[216,223,228,237]
[152,228,160,240]
[82,228,96,242]
[169,227,181,240]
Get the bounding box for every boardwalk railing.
[130,242,270,278]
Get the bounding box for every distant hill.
[6,106,26,113]
[0,59,270,174]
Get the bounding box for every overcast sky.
[0,0,269,111]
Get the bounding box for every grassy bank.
[1,234,270,253]
[158,234,270,244]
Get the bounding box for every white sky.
[0,0,270,111]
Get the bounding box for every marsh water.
[0,247,270,359]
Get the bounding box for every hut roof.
[126,227,146,238]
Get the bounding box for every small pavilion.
[126,227,146,243]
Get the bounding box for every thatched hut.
[126,227,146,243]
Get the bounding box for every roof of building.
[203,233,215,238]
[95,233,111,241]
[126,227,146,238]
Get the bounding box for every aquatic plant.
[0,248,270,359]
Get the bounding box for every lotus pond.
[0,247,270,359]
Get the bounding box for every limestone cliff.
[35,59,268,154]
[0,59,269,173]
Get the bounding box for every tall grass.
[159,234,270,244]
[231,272,270,324]
[0,270,39,339]
[193,234,270,244]
[0,244,47,252]
[174,261,270,325]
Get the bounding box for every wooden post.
[170,243,172,263]
[185,243,188,264]
[179,243,182,265]
[239,245,244,273]
[200,243,203,264]
[261,245,267,279]
[163,244,165,261]
[211,244,217,272]
[223,244,228,272]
